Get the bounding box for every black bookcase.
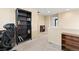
[16,8,32,44]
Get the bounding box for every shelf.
[18,14,27,17]
[18,14,31,18]
[16,8,31,44]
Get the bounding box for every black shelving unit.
[16,8,32,44]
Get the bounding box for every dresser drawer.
[62,33,79,51]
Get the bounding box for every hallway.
[12,34,61,51]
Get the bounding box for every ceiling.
[23,8,78,16]
[35,8,77,16]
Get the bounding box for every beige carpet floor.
[12,34,61,51]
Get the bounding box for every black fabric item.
[0,23,15,51]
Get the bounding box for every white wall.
[44,16,51,32]
[48,10,79,50]
[48,16,61,47]
[59,10,79,35]
[0,8,15,30]
[24,8,46,39]
[48,27,61,46]
[32,12,46,38]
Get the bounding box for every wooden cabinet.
[62,33,79,51]
[40,25,45,32]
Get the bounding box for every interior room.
[0,8,79,51]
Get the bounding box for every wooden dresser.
[62,33,79,51]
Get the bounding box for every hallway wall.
[58,10,79,35]
[0,8,15,30]
[24,8,47,39]
[48,10,79,48]
[0,8,49,39]
[48,16,61,47]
